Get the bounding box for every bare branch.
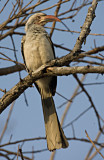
[1,64,104,113]
[85,130,104,159]
[0,64,25,76]
[0,102,15,143]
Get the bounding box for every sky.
[0,0,104,160]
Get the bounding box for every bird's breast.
[24,34,54,72]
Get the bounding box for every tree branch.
[47,66,104,75]
[0,64,25,76]
[0,65,104,113]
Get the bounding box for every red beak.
[43,15,61,22]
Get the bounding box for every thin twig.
[85,126,104,160]
[85,130,104,159]
[0,101,15,143]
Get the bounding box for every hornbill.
[21,12,69,151]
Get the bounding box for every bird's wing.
[21,35,30,72]
[45,34,57,96]
[21,35,26,64]
[46,34,56,58]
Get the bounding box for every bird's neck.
[26,24,46,35]
[25,24,47,41]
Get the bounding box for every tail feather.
[41,92,69,151]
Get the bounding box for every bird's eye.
[37,16,41,20]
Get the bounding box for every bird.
[21,12,69,151]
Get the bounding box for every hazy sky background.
[0,0,104,160]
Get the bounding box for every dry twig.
[85,130,104,159]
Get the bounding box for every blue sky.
[0,0,104,160]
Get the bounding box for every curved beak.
[42,15,61,22]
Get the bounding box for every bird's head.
[25,12,61,31]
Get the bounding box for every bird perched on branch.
[21,12,69,151]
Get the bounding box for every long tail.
[41,91,69,151]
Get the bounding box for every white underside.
[24,33,54,90]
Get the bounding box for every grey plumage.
[21,13,69,151]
